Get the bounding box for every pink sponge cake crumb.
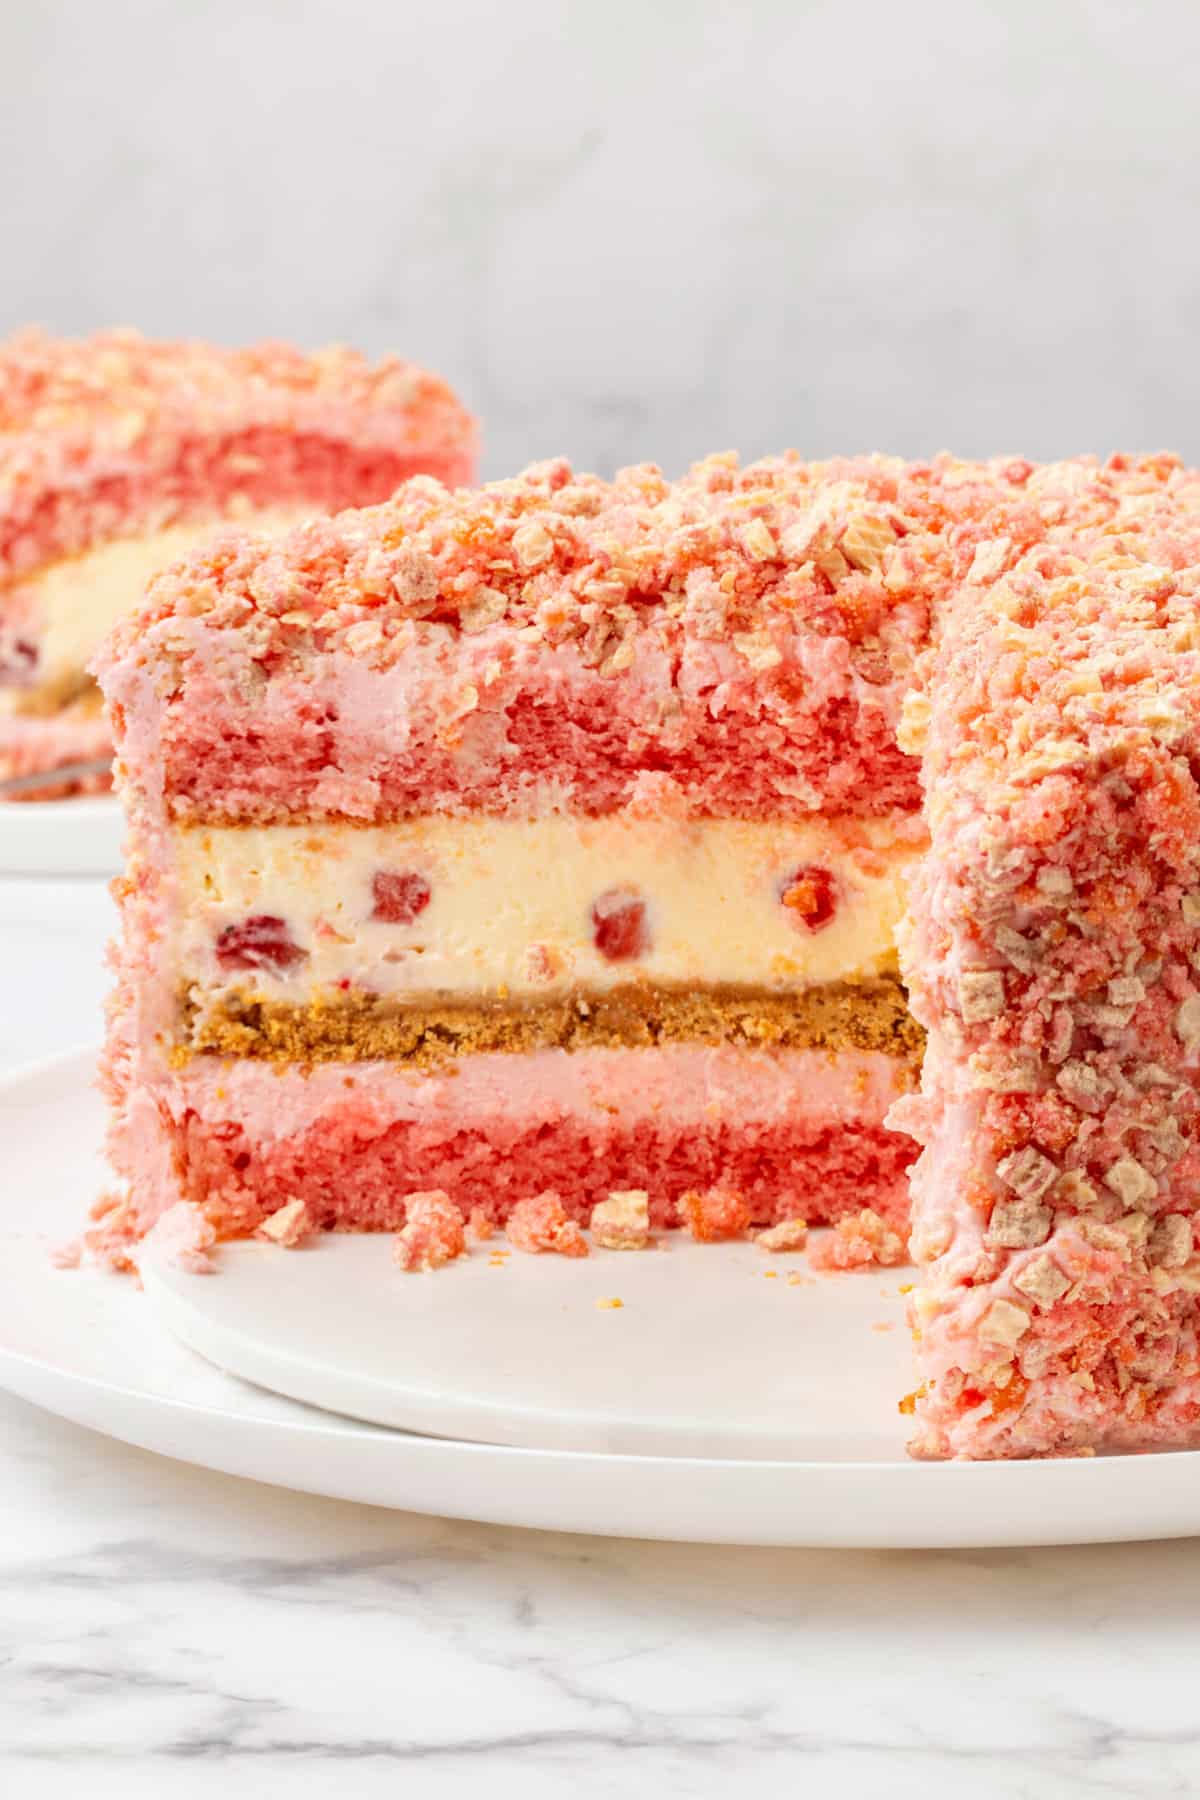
[808,1208,906,1272]
[506,1193,589,1258]
[0,327,475,795]
[679,1187,752,1243]
[394,1190,467,1272]
[95,442,1200,1458]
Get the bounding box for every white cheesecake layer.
[172,813,924,1002]
[17,508,315,688]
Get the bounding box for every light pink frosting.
[166,1044,911,1139]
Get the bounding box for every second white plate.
[0,794,123,875]
[139,1228,913,1458]
[7,1048,1200,1547]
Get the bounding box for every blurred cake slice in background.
[0,327,477,798]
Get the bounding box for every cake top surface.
[0,327,476,485]
[110,448,1193,688]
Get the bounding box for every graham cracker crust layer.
[180,977,925,1069]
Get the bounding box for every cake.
[0,328,476,795]
[96,447,1200,1459]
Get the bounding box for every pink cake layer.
[0,328,477,586]
[94,451,994,825]
[106,624,920,822]
[104,1045,917,1241]
[899,457,1200,1458]
[98,451,1196,825]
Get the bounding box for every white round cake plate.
[138,1218,913,1459]
[4,1047,1200,1548]
[0,794,123,876]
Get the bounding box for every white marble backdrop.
[5,0,1200,478]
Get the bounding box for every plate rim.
[5,1044,1200,1546]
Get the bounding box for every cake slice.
[899,454,1200,1456]
[97,453,939,1252]
[0,328,476,795]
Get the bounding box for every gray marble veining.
[4,1389,1200,1798]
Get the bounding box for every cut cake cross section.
[97,452,947,1253]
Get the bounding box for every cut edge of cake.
[95,451,947,1270]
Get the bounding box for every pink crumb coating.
[678,1187,751,1243]
[505,1192,589,1258]
[808,1208,907,1272]
[899,454,1200,1456]
[393,1189,466,1272]
[0,327,476,586]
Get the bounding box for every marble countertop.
[3,874,1200,1797]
